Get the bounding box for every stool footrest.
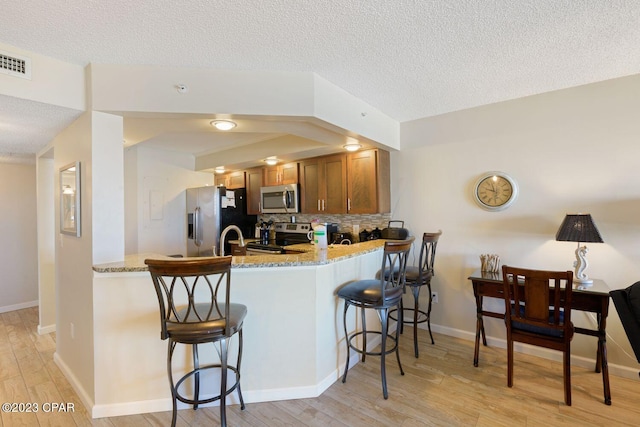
[347,330,399,357]
[174,364,242,406]
[389,308,430,325]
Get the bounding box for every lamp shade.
[555,214,603,243]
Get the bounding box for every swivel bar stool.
[390,230,442,357]
[338,238,414,399]
[146,256,246,427]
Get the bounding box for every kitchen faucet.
[219,225,245,256]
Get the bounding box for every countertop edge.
[93,241,389,273]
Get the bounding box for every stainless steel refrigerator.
[186,186,257,257]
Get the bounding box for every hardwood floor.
[1,306,638,426]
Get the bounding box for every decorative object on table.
[555,213,604,285]
[480,253,501,273]
[473,171,518,211]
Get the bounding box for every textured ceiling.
[1,0,640,163]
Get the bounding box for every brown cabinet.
[264,162,299,186]
[346,149,390,214]
[214,171,246,189]
[245,167,263,215]
[300,154,347,214]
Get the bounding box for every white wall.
[51,110,126,407]
[395,74,640,373]
[124,145,213,255]
[36,153,55,332]
[0,41,84,110]
[0,163,38,312]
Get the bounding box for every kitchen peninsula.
[88,240,388,418]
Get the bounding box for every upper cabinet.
[300,154,347,214]
[215,170,246,189]
[346,149,390,214]
[245,167,263,215]
[264,162,299,186]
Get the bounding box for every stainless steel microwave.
[260,184,299,214]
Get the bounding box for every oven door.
[260,184,299,213]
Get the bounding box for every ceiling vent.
[0,50,32,80]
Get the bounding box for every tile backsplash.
[258,213,393,237]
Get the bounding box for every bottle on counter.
[311,223,328,250]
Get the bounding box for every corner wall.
[395,73,640,374]
[0,163,38,312]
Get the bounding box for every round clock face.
[474,172,518,211]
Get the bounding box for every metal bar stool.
[390,231,442,357]
[146,256,246,427]
[337,238,414,399]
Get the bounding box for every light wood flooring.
[1,306,639,426]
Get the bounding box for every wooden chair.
[146,256,246,427]
[501,265,574,405]
[338,238,414,399]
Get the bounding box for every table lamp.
[555,213,603,285]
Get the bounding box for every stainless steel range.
[245,222,313,255]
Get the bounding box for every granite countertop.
[93,240,388,273]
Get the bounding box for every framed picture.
[60,161,81,237]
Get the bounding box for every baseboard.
[37,323,56,335]
[53,352,95,415]
[426,322,640,380]
[91,374,339,418]
[0,299,38,314]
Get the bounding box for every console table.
[468,269,612,405]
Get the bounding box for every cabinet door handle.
[322,199,325,211]
[348,198,351,211]
[317,199,321,211]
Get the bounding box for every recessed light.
[210,120,237,131]
[343,143,362,152]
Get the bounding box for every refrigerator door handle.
[194,206,201,246]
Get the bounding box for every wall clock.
[473,171,518,211]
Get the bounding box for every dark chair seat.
[169,303,247,343]
[337,280,403,306]
[404,266,433,283]
[511,305,571,338]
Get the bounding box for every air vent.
[0,50,32,80]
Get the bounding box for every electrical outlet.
[431,291,438,304]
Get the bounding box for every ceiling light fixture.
[343,142,362,152]
[214,166,226,174]
[210,120,237,131]
[264,157,279,166]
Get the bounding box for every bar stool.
[145,256,246,427]
[390,231,442,357]
[337,238,414,399]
